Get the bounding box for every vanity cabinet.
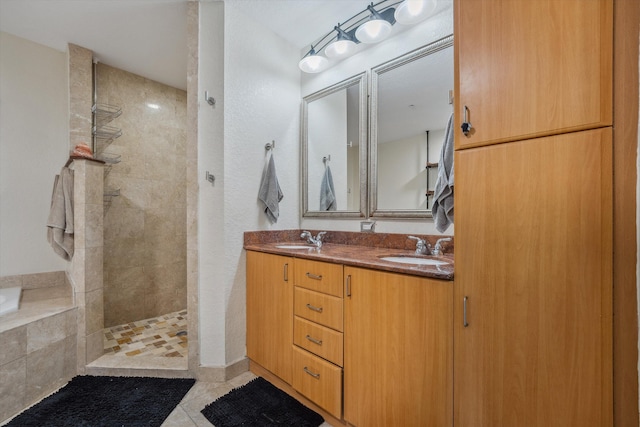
[343,266,453,427]
[246,251,293,384]
[246,252,454,424]
[454,0,612,149]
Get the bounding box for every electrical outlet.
[360,221,376,233]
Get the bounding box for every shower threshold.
[87,310,189,375]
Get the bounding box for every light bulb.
[394,0,437,25]
[298,54,329,73]
[355,19,393,44]
[325,39,357,58]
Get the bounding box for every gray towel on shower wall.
[258,153,283,223]
[320,165,336,211]
[432,113,454,232]
[47,167,74,260]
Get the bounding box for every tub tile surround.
[0,308,77,423]
[244,229,455,280]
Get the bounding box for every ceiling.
[0,0,371,91]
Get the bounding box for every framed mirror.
[301,72,368,217]
[369,35,454,218]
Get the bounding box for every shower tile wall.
[97,64,187,327]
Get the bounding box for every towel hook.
[204,91,216,107]
[265,140,275,151]
[322,155,331,163]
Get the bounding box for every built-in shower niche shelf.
[92,103,122,127]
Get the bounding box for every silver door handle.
[461,105,472,136]
[306,272,322,280]
[305,335,323,345]
[306,303,323,313]
[283,263,288,282]
[303,366,320,379]
[346,275,351,297]
[463,296,469,327]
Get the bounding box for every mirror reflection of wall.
[378,129,445,210]
[371,38,454,217]
[307,89,348,211]
[302,72,366,217]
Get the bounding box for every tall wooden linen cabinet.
[453,0,614,426]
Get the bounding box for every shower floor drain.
[176,331,187,337]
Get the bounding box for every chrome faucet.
[301,231,327,248]
[432,237,452,256]
[408,236,428,255]
[408,236,452,256]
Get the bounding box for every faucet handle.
[433,237,452,255]
[408,236,428,254]
[316,231,327,241]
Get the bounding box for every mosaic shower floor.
[103,310,188,358]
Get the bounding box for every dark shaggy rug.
[5,375,195,427]
[201,377,324,427]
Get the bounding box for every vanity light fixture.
[325,25,358,59]
[298,45,329,73]
[355,4,395,44]
[394,0,437,25]
[298,0,437,74]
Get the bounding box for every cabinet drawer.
[294,287,343,332]
[292,346,342,419]
[294,316,343,367]
[294,258,343,297]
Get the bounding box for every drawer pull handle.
[306,272,323,280]
[304,366,320,379]
[306,303,323,313]
[305,335,323,345]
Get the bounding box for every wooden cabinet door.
[454,0,612,149]
[246,251,293,384]
[343,267,453,427]
[454,129,613,426]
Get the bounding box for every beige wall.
[97,63,187,327]
[0,32,69,276]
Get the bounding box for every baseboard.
[197,357,249,382]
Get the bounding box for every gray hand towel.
[432,113,454,232]
[320,165,336,211]
[47,167,74,260]
[258,153,283,223]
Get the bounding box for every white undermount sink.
[379,256,448,266]
[275,244,315,249]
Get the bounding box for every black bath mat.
[5,375,195,427]
[201,377,324,426]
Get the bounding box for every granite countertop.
[244,230,454,281]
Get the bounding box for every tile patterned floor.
[103,310,188,358]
